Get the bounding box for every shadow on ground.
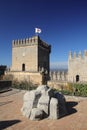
[66,101,78,115]
[0,120,21,130]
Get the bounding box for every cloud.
[50,62,68,69]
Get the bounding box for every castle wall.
[48,70,68,89]
[50,71,68,81]
[9,36,51,85]
[11,36,51,73]
[11,45,38,71]
[6,71,42,85]
[68,51,87,82]
[11,36,39,72]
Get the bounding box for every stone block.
[37,95,50,116]
[30,108,44,121]
[50,97,59,119]
[21,90,41,118]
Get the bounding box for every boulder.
[21,85,67,120]
[37,95,50,117]
[54,92,67,117]
[50,97,59,119]
[30,108,44,121]
[21,90,41,118]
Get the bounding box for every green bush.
[54,83,87,97]
[53,87,73,96]
[61,89,73,95]
[73,83,87,97]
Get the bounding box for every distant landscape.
[50,62,68,71]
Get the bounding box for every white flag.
[35,28,41,33]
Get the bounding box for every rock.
[54,92,67,117]
[21,85,67,120]
[21,90,41,118]
[36,85,49,93]
[37,95,50,116]
[30,108,44,121]
[49,97,59,119]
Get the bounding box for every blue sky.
[0,0,87,69]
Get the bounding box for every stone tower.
[68,50,87,82]
[10,35,51,84]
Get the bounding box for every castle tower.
[68,50,87,83]
[11,36,51,73]
[10,36,51,84]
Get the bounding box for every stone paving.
[0,89,87,130]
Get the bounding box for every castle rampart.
[12,36,51,53]
[50,70,68,81]
[7,35,51,85]
[68,50,87,82]
[68,50,87,60]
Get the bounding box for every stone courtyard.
[0,89,87,130]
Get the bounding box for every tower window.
[22,64,25,71]
[76,75,79,82]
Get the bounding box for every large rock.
[54,92,67,117]
[21,90,41,118]
[50,97,59,119]
[37,95,50,116]
[36,85,49,93]
[21,85,67,120]
[30,108,44,121]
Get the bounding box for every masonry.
[68,50,87,83]
[7,36,51,85]
[48,50,87,89]
[49,50,87,84]
[6,35,87,86]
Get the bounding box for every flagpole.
[35,28,38,36]
[35,32,38,36]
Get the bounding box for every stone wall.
[48,81,67,90]
[11,45,38,71]
[10,36,51,85]
[6,71,43,85]
[50,71,68,81]
[11,36,51,73]
[68,50,87,83]
[48,70,68,89]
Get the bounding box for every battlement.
[12,36,39,47]
[12,36,51,51]
[69,50,87,60]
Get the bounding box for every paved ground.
[0,89,87,130]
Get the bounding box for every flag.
[35,28,41,33]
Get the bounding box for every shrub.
[54,83,87,97]
[65,83,74,92]
[73,83,87,97]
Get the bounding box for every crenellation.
[22,39,24,44]
[84,50,87,56]
[68,50,87,60]
[12,36,39,47]
[12,36,51,57]
[50,71,68,81]
[78,51,82,58]
[73,51,76,58]
[68,50,87,82]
